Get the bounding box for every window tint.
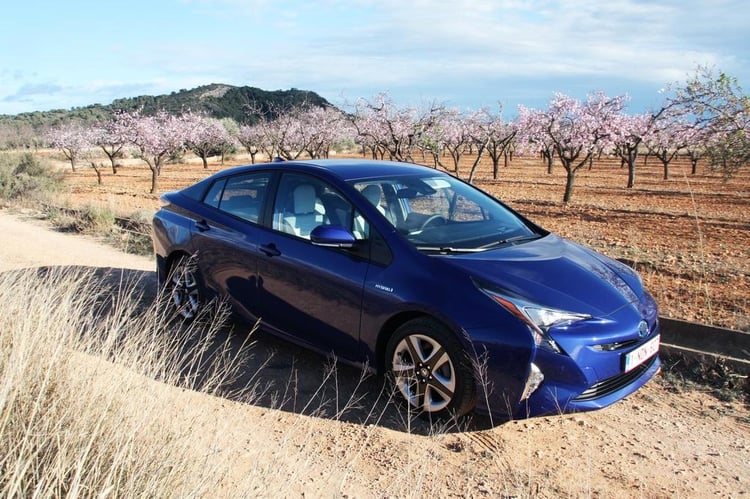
[215,172,271,223]
[351,174,538,250]
[203,178,226,208]
[272,173,367,240]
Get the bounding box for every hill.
[107,84,332,123]
[0,83,333,131]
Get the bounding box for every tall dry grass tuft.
[0,266,256,496]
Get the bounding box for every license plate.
[623,335,660,373]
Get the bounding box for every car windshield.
[350,174,541,252]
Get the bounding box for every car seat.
[282,184,325,238]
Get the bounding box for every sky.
[0,0,748,117]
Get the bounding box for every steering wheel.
[419,215,446,230]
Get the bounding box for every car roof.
[216,159,440,182]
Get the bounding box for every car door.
[256,172,371,359]
[191,171,272,322]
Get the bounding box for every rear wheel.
[386,318,476,419]
[167,254,202,319]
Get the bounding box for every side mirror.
[310,225,357,248]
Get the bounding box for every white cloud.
[0,0,746,114]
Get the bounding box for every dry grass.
[0,266,258,496]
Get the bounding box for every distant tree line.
[14,66,750,202]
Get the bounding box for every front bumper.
[469,313,662,420]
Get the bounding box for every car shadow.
[4,264,506,435]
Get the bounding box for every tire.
[386,317,477,419]
[166,254,202,320]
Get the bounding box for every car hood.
[442,234,644,317]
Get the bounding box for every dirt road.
[1,209,748,497]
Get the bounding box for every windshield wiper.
[479,234,541,249]
[415,246,488,254]
[415,234,541,254]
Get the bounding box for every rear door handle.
[260,243,281,257]
[195,219,210,232]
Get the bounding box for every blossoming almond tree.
[46,123,92,172]
[475,106,516,180]
[297,106,349,159]
[236,123,265,164]
[645,110,692,180]
[121,110,188,194]
[90,112,130,174]
[610,112,652,188]
[517,92,625,203]
[182,112,235,169]
[663,65,750,175]
[351,93,445,163]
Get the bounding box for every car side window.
[215,172,271,223]
[203,179,226,208]
[272,173,366,240]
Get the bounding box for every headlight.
[479,288,591,353]
[523,306,591,331]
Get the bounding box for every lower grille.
[574,356,657,402]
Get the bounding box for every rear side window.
[203,179,226,208]
[207,172,271,223]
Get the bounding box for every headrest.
[362,184,382,206]
[293,184,316,214]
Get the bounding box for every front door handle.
[260,243,281,257]
[195,219,210,232]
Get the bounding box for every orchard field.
[55,150,750,332]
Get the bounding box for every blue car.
[152,159,660,420]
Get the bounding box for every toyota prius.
[152,159,660,419]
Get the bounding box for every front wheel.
[386,318,476,419]
[166,254,202,320]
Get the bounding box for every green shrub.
[46,204,116,234]
[77,204,116,233]
[0,152,62,201]
[115,209,154,256]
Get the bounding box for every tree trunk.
[627,161,636,188]
[623,148,638,188]
[449,148,461,175]
[104,153,118,174]
[545,150,553,174]
[467,141,489,184]
[661,155,670,180]
[91,162,103,185]
[563,168,576,204]
[149,165,159,194]
[202,154,209,169]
